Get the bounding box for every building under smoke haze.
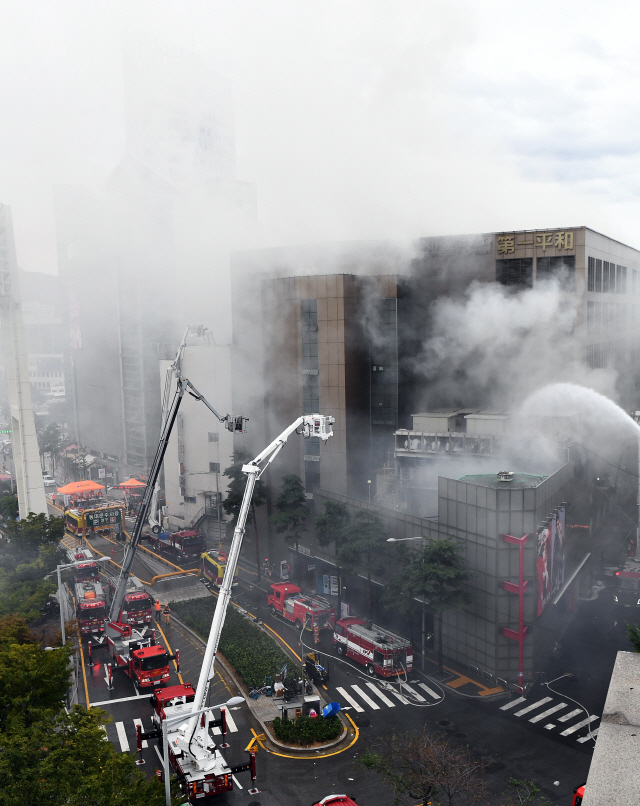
[55,39,255,483]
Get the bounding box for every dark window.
[602,260,610,293]
[276,590,281,599]
[536,255,575,290]
[140,654,169,672]
[184,495,196,504]
[305,461,321,494]
[209,462,220,473]
[496,258,533,289]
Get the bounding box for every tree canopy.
[222,449,267,527]
[336,509,388,619]
[315,499,350,549]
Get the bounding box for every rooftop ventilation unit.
[497,471,514,482]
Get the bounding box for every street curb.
[170,612,350,754]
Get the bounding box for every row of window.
[586,301,628,335]
[586,341,626,370]
[29,370,63,378]
[496,256,576,289]
[587,257,629,294]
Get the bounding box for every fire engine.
[107,575,153,627]
[140,410,334,803]
[66,548,108,635]
[571,784,585,805]
[201,549,238,589]
[107,627,175,689]
[312,797,359,806]
[267,582,336,631]
[333,617,413,677]
[149,529,204,563]
[613,560,640,607]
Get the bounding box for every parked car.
[42,475,56,487]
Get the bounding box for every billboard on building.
[536,505,566,617]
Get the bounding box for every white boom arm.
[177,413,334,763]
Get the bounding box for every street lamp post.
[55,556,110,645]
[160,696,245,806]
[388,536,427,671]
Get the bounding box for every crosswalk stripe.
[365,682,395,707]
[529,703,568,723]
[559,715,598,737]
[514,697,552,717]
[418,682,440,700]
[115,721,129,752]
[222,707,238,733]
[544,723,556,730]
[133,718,147,748]
[388,688,410,705]
[336,687,365,713]
[352,685,380,710]
[500,696,526,711]
[400,683,426,702]
[558,708,582,722]
[577,728,599,743]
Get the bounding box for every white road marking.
[133,718,148,748]
[577,728,599,743]
[400,683,426,702]
[388,689,410,704]
[365,682,395,707]
[558,708,582,722]
[418,682,441,700]
[92,694,144,707]
[232,775,243,789]
[115,721,130,752]
[514,697,552,717]
[559,716,599,737]
[336,687,364,712]
[500,696,526,711]
[351,685,380,710]
[222,707,238,732]
[544,723,556,730]
[529,702,568,723]
[154,745,166,767]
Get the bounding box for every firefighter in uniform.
[162,604,171,627]
[154,600,161,623]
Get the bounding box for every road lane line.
[558,708,582,722]
[418,682,440,700]
[222,707,238,732]
[115,721,130,752]
[559,716,598,737]
[351,685,380,710]
[365,682,395,707]
[500,697,526,710]
[577,728,599,743]
[514,697,552,717]
[133,718,148,748]
[92,694,145,707]
[336,687,364,712]
[400,683,426,702]
[232,775,243,789]
[529,702,568,723]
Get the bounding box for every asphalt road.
[66,530,638,805]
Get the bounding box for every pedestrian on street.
[154,600,161,623]
[162,604,171,627]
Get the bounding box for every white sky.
[1,0,640,273]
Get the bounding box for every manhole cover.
[438,720,452,727]
[455,732,467,739]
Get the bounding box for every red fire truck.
[312,797,360,805]
[571,785,585,805]
[149,529,204,563]
[333,617,413,677]
[107,624,175,689]
[267,582,335,631]
[107,575,153,627]
[67,548,108,635]
[613,561,640,608]
[201,550,239,589]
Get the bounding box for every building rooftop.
[457,472,548,489]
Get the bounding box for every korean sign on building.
[85,507,123,531]
[497,231,575,255]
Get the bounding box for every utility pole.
[633,412,640,559]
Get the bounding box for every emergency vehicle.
[107,575,153,627]
[149,529,204,563]
[571,784,585,805]
[67,548,108,635]
[267,582,335,631]
[312,797,359,805]
[201,549,238,589]
[613,560,640,607]
[107,626,174,689]
[333,617,413,677]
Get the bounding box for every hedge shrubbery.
[272,715,342,745]
[171,598,291,689]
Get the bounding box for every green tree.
[222,450,268,579]
[37,422,62,475]
[315,499,350,549]
[336,509,388,620]
[627,622,640,652]
[3,513,65,557]
[270,474,309,583]
[0,494,18,520]
[387,538,472,673]
[0,706,169,806]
